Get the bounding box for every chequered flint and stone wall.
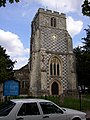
[30,8,77,96]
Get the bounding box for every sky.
[0,0,90,70]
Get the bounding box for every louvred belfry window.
[51,17,56,27]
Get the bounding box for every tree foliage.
[74,26,90,89]
[0,0,19,7]
[82,26,90,51]
[0,45,16,83]
[82,0,90,17]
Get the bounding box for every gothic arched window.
[51,17,56,27]
[50,57,61,76]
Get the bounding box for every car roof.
[11,98,50,103]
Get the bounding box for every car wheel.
[72,118,81,120]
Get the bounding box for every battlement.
[32,8,66,23]
[38,8,66,18]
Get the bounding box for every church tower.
[30,8,76,96]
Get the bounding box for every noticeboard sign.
[3,80,20,96]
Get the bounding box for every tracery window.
[51,17,56,27]
[50,57,61,76]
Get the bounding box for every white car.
[0,99,87,120]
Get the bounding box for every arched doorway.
[51,82,59,95]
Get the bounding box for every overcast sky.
[0,0,90,69]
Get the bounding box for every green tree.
[74,47,84,86]
[0,45,16,83]
[82,26,90,88]
[82,26,90,51]
[0,0,19,7]
[74,26,90,90]
[82,0,90,17]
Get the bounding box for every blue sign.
[3,80,20,96]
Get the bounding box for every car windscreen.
[0,101,16,116]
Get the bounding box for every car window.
[40,102,63,114]
[17,102,40,116]
[0,101,15,116]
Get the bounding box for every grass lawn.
[42,95,90,111]
[83,94,90,99]
[62,97,90,111]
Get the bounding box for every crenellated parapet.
[38,8,66,18]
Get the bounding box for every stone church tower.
[29,8,76,96]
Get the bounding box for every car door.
[16,102,43,120]
[40,102,67,120]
